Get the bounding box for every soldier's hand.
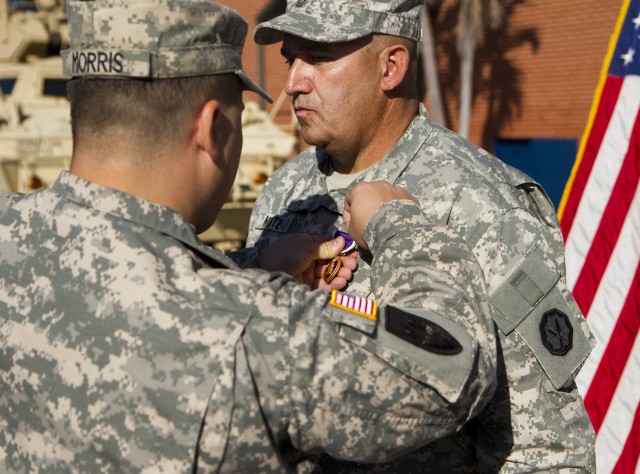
[258,233,356,289]
[344,181,419,250]
[306,248,358,291]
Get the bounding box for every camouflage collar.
[319,104,432,213]
[359,104,432,186]
[52,171,232,267]
[282,104,432,216]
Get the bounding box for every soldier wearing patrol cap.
[233,0,598,472]
[0,0,499,472]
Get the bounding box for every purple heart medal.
[323,230,357,284]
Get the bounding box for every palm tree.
[456,0,504,138]
[420,1,445,126]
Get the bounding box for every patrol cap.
[61,0,272,103]
[254,0,423,45]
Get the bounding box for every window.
[0,78,17,95]
[42,78,69,99]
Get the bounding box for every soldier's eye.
[308,55,330,63]
[283,56,295,68]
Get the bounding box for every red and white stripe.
[334,292,375,316]
[559,1,640,471]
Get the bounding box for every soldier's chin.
[299,130,328,149]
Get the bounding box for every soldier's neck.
[330,101,418,174]
[69,149,192,221]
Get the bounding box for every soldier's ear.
[195,99,221,162]
[380,44,410,91]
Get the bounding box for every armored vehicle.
[1,0,296,250]
[198,101,297,250]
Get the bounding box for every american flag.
[558,0,640,471]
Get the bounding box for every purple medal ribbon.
[332,229,356,255]
[323,230,355,284]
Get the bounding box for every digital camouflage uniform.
[0,172,496,472]
[237,2,598,471]
[241,105,597,474]
[0,0,500,472]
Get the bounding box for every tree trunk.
[419,3,445,126]
[458,4,475,139]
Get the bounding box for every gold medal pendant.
[323,255,343,284]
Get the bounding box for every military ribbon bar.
[330,290,377,321]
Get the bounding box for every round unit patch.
[539,309,573,355]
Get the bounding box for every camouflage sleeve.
[474,207,594,387]
[467,207,596,468]
[363,200,497,428]
[203,200,497,464]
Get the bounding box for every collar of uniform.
[359,104,431,186]
[299,105,432,214]
[51,171,233,267]
[322,150,350,214]
[285,148,342,214]
[285,107,432,215]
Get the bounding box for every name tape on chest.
[330,291,377,321]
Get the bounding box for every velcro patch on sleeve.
[385,306,462,355]
[330,291,377,321]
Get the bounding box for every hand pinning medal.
[323,230,357,284]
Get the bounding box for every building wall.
[459,0,620,150]
[217,0,622,152]
[215,1,294,128]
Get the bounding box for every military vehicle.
[0,0,297,251]
[198,101,297,250]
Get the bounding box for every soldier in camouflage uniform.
[0,0,500,472]
[233,0,598,472]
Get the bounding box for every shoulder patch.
[540,308,573,355]
[385,306,462,355]
[330,291,377,321]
